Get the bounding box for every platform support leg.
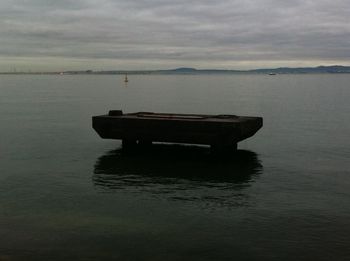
[122,139,137,149]
[210,143,237,154]
[138,140,152,147]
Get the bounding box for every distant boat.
[268,72,276,75]
[124,74,128,83]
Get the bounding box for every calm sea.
[0,74,349,260]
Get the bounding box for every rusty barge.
[92,110,263,151]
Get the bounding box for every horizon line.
[1,64,350,74]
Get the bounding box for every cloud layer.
[1,0,349,71]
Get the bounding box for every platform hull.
[92,110,262,148]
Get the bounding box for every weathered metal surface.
[92,110,263,149]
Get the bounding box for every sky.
[1,0,350,71]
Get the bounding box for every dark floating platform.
[92,110,263,152]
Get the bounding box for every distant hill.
[250,65,350,74]
[152,65,350,74]
[141,65,350,74]
[172,67,198,72]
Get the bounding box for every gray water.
[0,74,349,260]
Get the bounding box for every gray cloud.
[0,0,349,70]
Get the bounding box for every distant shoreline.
[1,65,350,75]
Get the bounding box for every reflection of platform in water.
[93,145,262,206]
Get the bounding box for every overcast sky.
[1,0,349,71]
